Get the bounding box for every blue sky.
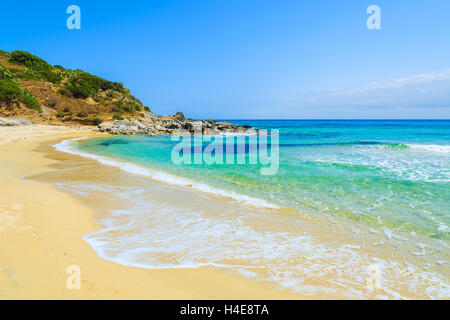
[1,0,449,119]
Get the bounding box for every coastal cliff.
[0,50,252,135]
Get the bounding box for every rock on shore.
[0,117,33,126]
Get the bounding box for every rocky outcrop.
[98,114,255,135]
[0,117,33,126]
[0,113,254,136]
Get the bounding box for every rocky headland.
[0,50,253,135]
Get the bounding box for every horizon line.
[212,118,450,121]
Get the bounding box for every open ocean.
[48,120,449,299]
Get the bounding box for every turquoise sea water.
[77,120,450,240]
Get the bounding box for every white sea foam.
[311,142,450,183]
[407,144,450,154]
[77,192,450,299]
[219,132,257,137]
[54,138,279,209]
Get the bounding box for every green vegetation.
[105,89,120,99]
[61,70,126,99]
[21,89,42,112]
[0,64,18,82]
[38,68,62,84]
[0,50,11,58]
[1,50,145,118]
[9,51,51,69]
[112,114,124,120]
[113,97,142,113]
[1,58,43,112]
[93,117,102,125]
[0,77,42,112]
[22,67,42,80]
[8,51,62,84]
[0,79,22,104]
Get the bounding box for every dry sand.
[0,125,309,299]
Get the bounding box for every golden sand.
[0,125,309,299]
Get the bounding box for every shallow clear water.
[44,120,449,299]
[78,120,450,240]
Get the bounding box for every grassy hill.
[0,50,151,125]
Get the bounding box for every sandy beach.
[0,125,309,300]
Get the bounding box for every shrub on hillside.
[93,117,102,125]
[64,78,94,99]
[0,65,18,82]
[62,71,127,99]
[0,79,22,104]
[92,92,101,102]
[114,98,142,113]
[9,51,61,84]
[21,89,42,112]
[57,87,73,98]
[38,68,62,84]
[105,89,119,99]
[0,50,11,58]
[112,114,124,120]
[175,112,185,119]
[0,72,41,111]
[23,67,42,80]
[9,51,51,69]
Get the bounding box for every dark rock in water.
[98,139,129,146]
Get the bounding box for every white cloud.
[245,69,450,118]
[290,69,450,108]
